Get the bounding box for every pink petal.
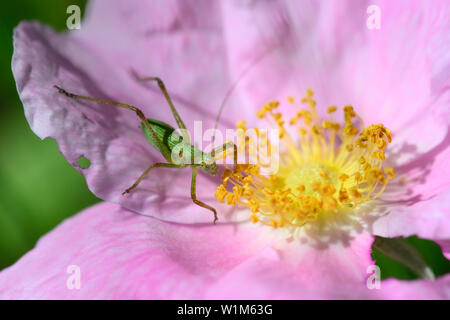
[78,0,233,129]
[221,0,450,168]
[79,0,256,139]
[372,187,450,242]
[12,0,240,223]
[221,0,450,239]
[13,0,450,248]
[205,232,378,299]
[1,202,447,299]
[222,0,450,137]
[0,203,265,299]
[436,240,450,260]
[379,276,450,299]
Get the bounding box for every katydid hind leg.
[190,165,218,224]
[54,85,172,160]
[122,162,186,195]
[132,74,190,144]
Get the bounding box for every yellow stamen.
[215,89,396,228]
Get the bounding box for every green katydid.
[54,76,238,224]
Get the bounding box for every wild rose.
[1,0,450,299]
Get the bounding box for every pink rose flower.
[2,0,450,299]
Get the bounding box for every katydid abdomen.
[141,118,215,169]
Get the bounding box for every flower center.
[214,89,396,228]
[285,163,337,198]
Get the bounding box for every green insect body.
[54,76,236,223]
[141,119,215,173]
[141,119,183,156]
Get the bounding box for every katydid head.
[199,154,219,176]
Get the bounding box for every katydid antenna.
[212,46,278,147]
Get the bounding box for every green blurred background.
[0,0,98,270]
[0,0,448,282]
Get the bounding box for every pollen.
[214,89,396,228]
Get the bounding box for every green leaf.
[373,236,435,280]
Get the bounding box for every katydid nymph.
[54,76,238,223]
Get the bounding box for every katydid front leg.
[190,165,218,223]
[122,163,187,195]
[212,142,238,172]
